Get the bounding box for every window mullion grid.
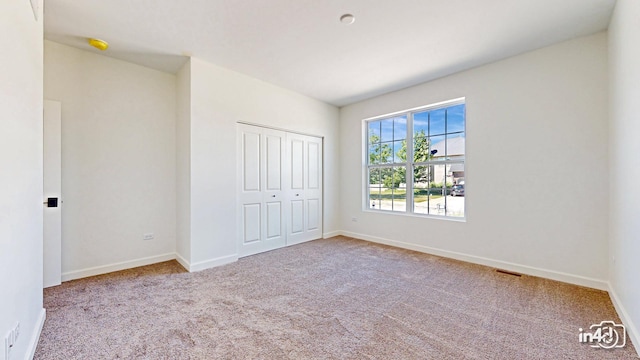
[407,118,413,213]
[365,100,464,218]
[444,109,447,214]
[391,120,396,211]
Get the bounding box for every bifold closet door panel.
[286,133,323,246]
[237,124,286,257]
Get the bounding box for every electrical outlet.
[143,233,154,241]
[4,322,19,360]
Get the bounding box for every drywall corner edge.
[175,252,191,272]
[608,285,640,356]
[187,254,238,272]
[323,231,342,239]
[27,309,46,360]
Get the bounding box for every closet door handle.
[272,195,276,197]
[295,194,300,196]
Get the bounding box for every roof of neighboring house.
[431,137,465,157]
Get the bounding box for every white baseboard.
[339,231,609,291]
[174,252,190,272]
[322,231,342,239]
[608,286,640,356]
[181,254,238,272]
[61,253,176,282]
[26,308,46,360]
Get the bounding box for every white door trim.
[43,99,62,288]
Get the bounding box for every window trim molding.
[362,97,466,122]
[362,98,466,220]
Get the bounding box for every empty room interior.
[2,0,640,358]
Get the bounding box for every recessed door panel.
[266,201,282,239]
[290,200,304,234]
[308,142,320,190]
[243,204,261,243]
[266,135,282,191]
[307,198,320,231]
[290,139,304,190]
[243,132,261,192]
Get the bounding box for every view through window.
[366,99,465,218]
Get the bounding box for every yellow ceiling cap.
[88,38,108,51]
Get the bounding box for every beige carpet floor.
[35,236,637,359]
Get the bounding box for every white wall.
[0,1,45,359]
[181,57,340,268]
[176,60,191,265]
[44,41,177,280]
[608,0,640,351]
[340,33,609,289]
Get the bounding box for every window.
[366,99,465,218]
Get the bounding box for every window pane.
[393,140,405,163]
[369,188,381,210]
[446,104,465,134]
[447,163,465,217]
[391,167,406,212]
[368,143,380,165]
[393,116,407,141]
[413,165,430,215]
[428,164,449,215]
[368,121,381,141]
[368,168,381,210]
[450,162,465,185]
[379,142,393,164]
[378,168,393,211]
[368,121,382,165]
[377,167,406,212]
[430,108,446,136]
[446,163,464,217]
[392,184,407,212]
[428,135,446,160]
[423,164,465,217]
[380,119,394,142]
[445,134,465,160]
[414,111,429,136]
[369,167,380,186]
[413,130,429,162]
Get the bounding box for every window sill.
[362,208,466,222]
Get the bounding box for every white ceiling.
[44,0,616,107]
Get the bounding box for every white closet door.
[237,124,286,257]
[286,133,323,245]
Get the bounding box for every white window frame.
[363,98,466,220]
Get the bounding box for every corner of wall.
[175,252,238,273]
[608,284,640,356]
[176,57,192,263]
[26,309,46,360]
[607,0,640,356]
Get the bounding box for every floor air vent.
[496,269,522,277]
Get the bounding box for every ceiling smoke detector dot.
[340,14,355,25]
